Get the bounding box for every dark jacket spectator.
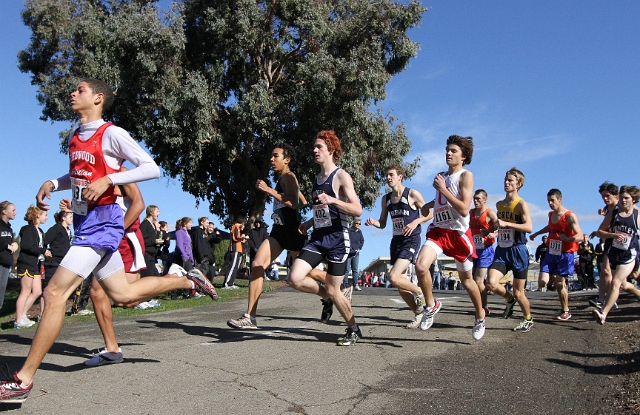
[248,220,268,264]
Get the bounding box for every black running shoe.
[337,327,363,346]
[320,298,333,323]
[503,298,516,319]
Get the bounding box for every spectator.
[43,211,73,316]
[15,205,50,328]
[206,222,221,276]
[156,220,171,272]
[0,201,18,312]
[432,260,442,290]
[535,236,548,263]
[578,234,596,290]
[192,217,211,278]
[174,217,195,299]
[343,218,364,293]
[223,217,247,289]
[140,205,161,277]
[447,272,456,291]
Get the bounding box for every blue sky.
[1,1,638,269]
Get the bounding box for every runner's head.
[271,143,296,172]
[619,185,640,204]
[79,78,115,112]
[445,135,473,166]
[504,167,525,191]
[599,181,619,207]
[473,189,488,209]
[546,188,563,210]
[315,130,342,162]
[386,165,405,186]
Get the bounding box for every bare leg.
[598,257,612,301]
[537,271,549,291]
[458,269,484,319]
[602,262,634,315]
[16,276,42,322]
[247,238,292,317]
[415,246,436,307]
[485,269,509,299]
[324,274,356,326]
[473,267,488,308]
[287,260,327,298]
[100,271,192,307]
[512,278,530,316]
[554,275,569,312]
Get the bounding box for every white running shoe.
[406,313,424,329]
[168,264,188,277]
[472,318,485,340]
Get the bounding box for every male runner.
[0,79,217,403]
[530,189,583,320]
[287,130,364,346]
[365,165,432,329]
[227,144,306,329]
[485,168,534,332]
[469,189,498,315]
[414,135,486,340]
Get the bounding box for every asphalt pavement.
[1,286,633,414]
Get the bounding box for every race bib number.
[548,239,562,256]
[434,206,453,226]
[271,212,283,226]
[498,228,514,248]
[71,177,89,216]
[612,231,632,250]
[473,234,485,249]
[392,218,405,236]
[313,204,331,228]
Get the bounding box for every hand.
[82,176,113,203]
[495,219,508,229]
[403,221,417,236]
[36,181,55,210]
[433,174,446,191]
[365,217,375,227]
[317,192,333,205]
[59,198,73,212]
[44,250,52,257]
[298,222,311,235]
[256,179,271,194]
[8,242,18,254]
[529,235,535,241]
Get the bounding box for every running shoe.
[472,318,485,340]
[77,309,94,315]
[0,366,32,403]
[556,311,572,321]
[320,298,333,323]
[592,309,606,325]
[84,348,124,366]
[419,299,442,331]
[503,298,516,319]
[513,319,533,332]
[168,263,188,277]
[483,306,491,316]
[415,294,426,314]
[227,315,258,330]
[337,327,363,346]
[589,298,603,309]
[13,316,34,329]
[354,285,362,291]
[187,268,219,300]
[223,285,239,289]
[406,312,424,329]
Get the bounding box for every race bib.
[313,204,331,228]
[71,177,89,216]
[548,239,562,256]
[434,206,453,226]
[392,218,405,236]
[497,228,514,248]
[473,234,485,249]
[612,231,632,250]
[271,212,283,226]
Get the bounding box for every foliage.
[19,0,425,223]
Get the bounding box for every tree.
[19,0,425,224]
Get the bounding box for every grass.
[0,276,288,331]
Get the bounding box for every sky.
[1,1,639,270]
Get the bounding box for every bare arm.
[433,170,473,217]
[365,195,389,229]
[317,170,362,217]
[121,182,145,230]
[596,211,614,240]
[560,213,582,243]
[256,172,299,209]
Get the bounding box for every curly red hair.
[315,130,342,162]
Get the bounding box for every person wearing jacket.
[0,201,18,312]
[42,211,73,316]
[15,205,50,328]
[248,220,268,269]
[140,205,161,277]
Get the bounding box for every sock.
[189,280,196,290]
[351,324,359,332]
[524,315,532,321]
[506,293,514,302]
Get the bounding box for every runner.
[227,144,306,329]
[593,186,640,324]
[287,130,364,346]
[469,189,498,316]
[485,168,534,332]
[365,165,432,329]
[530,189,583,320]
[414,135,486,340]
[0,79,217,403]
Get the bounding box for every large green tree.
[19,0,424,224]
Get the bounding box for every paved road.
[1,287,633,414]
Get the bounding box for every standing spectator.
[535,236,548,263]
[140,205,161,276]
[206,222,221,277]
[174,217,195,298]
[432,260,442,290]
[192,217,214,280]
[247,220,268,269]
[223,217,247,289]
[447,272,456,290]
[15,206,50,328]
[42,211,73,316]
[157,220,170,270]
[0,201,18,312]
[578,234,596,289]
[343,218,364,293]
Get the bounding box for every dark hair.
[198,217,209,225]
[274,143,297,166]
[599,181,619,195]
[82,78,115,111]
[158,220,167,228]
[547,188,562,199]
[474,189,487,198]
[619,185,640,203]
[54,211,69,224]
[315,130,343,162]
[446,135,474,165]
[181,217,192,227]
